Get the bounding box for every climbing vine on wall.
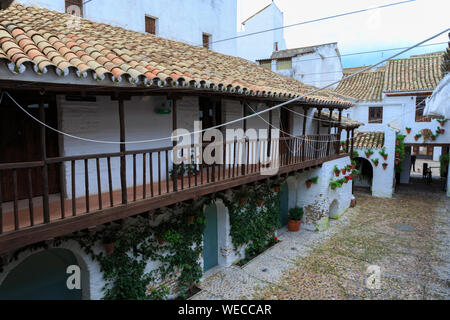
[395,134,406,173]
[55,200,209,300]
[223,182,281,258]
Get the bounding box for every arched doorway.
[354,157,373,192]
[279,183,289,227]
[328,199,340,219]
[0,249,82,300]
[203,204,218,272]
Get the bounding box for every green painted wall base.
[329,209,346,220]
[315,217,329,232]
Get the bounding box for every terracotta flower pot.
[382,164,388,170]
[273,186,280,193]
[395,152,400,157]
[156,235,164,245]
[334,171,340,177]
[350,198,357,208]
[406,129,411,134]
[288,220,301,232]
[440,129,445,134]
[239,198,247,206]
[366,154,371,159]
[373,162,379,167]
[187,215,195,225]
[414,136,419,141]
[383,155,388,160]
[341,169,346,175]
[257,199,264,207]
[104,243,114,255]
[306,181,312,189]
[396,140,400,146]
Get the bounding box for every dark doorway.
[279,107,292,160]
[353,157,373,192]
[0,93,60,201]
[0,249,83,300]
[199,97,222,130]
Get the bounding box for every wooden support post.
[346,129,350,155]
[39,101,50,223]
[337,109,343,154]
[315,108,322,158]
[119,98,127,205]
[302,107,307,161]
[326,108,333,156]
[172,98,178,192]
[350,129,355,157]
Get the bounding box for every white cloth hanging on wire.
[424,73,450,119]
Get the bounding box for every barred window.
[369,107,383,124]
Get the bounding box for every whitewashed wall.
[237,3,286,62]
[275,44,343,89]
[16,0,238,56]
[283,156,353,232]
[349,127,397,198]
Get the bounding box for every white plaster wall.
[275,44,343,89]
[15,0,238,56]
[349,127,397,198]
[282,156,353,231]
[59,95,194,198]
[349,96,450,146]
[237,3,286,62]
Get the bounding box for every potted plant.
[237,190,249,206]
[370,158,379,167]
[431,135,437,141]
[352,150,359,159]
[257,199,264,207]
[438,127,445,134]
[365,149,374,159]
[414,133,422,141]
[382,163,388,170]
[306,176,319,189]
[288,207,304,232]
[437,119,447,126]
[333,165,340,177]
[406,127,411,134]
[273,185,281,193]
[350,160,357,169]
[341,167,347,175]
[102,224,121,255]
[379,148,388,160]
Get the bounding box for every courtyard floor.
[192,180,449,300]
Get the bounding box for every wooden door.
[0,94,60,201]
[203,204,218,271]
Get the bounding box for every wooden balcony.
[0,134,344,255]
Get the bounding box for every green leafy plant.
[440,154,449,176]
[352,150,359,159]
[288,207,304,221]
[333,165,340,176]
[379,147,388,160]
[365,149,374,158]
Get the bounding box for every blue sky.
[237,0,449,68]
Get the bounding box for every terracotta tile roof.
[384,54,445,93]
[0,3,352,107]
[335,53,445,101]
[314,110,363,129]
[270,42,338,60]
[335,67,385,102]
[353,131,384,149]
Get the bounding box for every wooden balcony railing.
[0,134,340,244]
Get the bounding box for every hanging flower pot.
[382,163,388,170]
[156,235,164,245]
[406,128,411,134]
[239,197,247,206]
[431,135,436,141]
[257,199,264,207]
[333,165,340,177]
[187,215,195,225]
[306,180,313,189]
[341,168,347,175]
[440,128,445,134]
[395,152,400,158]
[414,134,422,141]
[273,185,281,193]
[104,242,115,255]
[396,140,400,146]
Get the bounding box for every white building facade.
[14,0,238,56]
